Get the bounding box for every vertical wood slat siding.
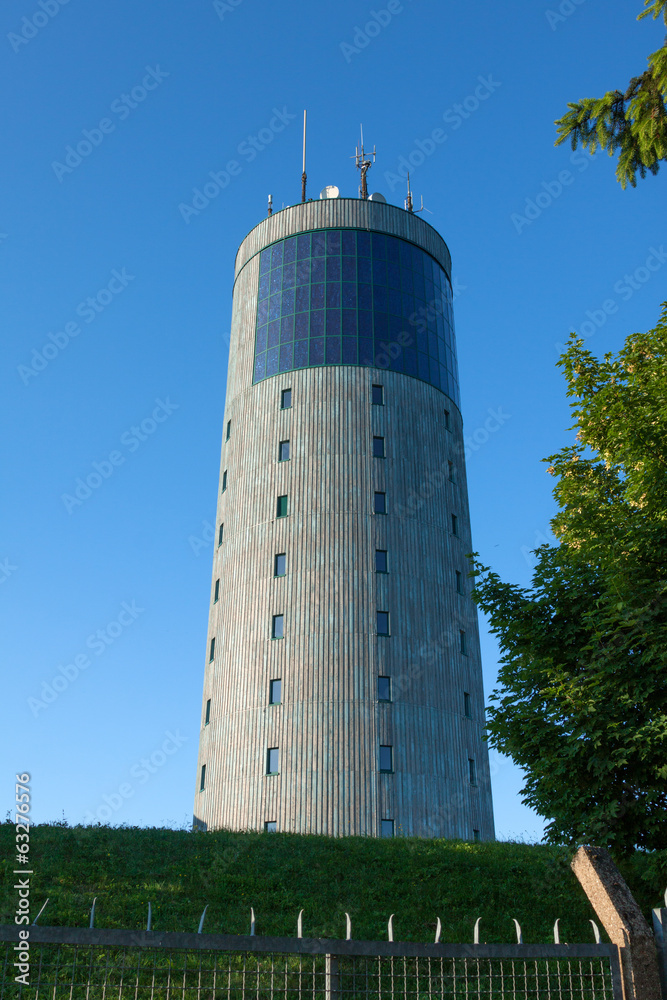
[193,201,494,840]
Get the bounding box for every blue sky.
[2,0,666,840]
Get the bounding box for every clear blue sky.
[2,0,665,839]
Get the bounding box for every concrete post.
[325,954,339,998]
[652,907,666,998]
[571,845,662,1000]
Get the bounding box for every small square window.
[277,494,288,518]
[269,679,282,705]
[444,409,451,431]
[377,611,390,636]
[374,491,386,514]
[448,460,456,483]
[378,676,391,702]
[464,691,472,718]
[451,513,459,536]
[372,384,384,405]
[222,470,228,493]
[204,698,211,725]
[199,764,206,791]
[218,523,224,546]
[209,637,215,662]
[214,579,220,603]
[381,819,394,837]
[225,420,231,441]
[278,440,290,462]
[469,757,477,785]
[267,747,279,774]
[274,553,286,577]
[272,614,284,639]
[281,388,292,410]
[460,630,467,655]
[265,820,277,832]
[379,745,393,772]
[373,436,385,458]
[375,550,388,573]
[455,570,463,594]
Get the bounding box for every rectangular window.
[372,384,384,406]
[281,388,292,409]
[225,420,231,441]
[469,758,477,785]
[379,745,393,773]
[376,611,390,636]
[218,523,224,546]
[214,579,220,603]
[204,699,211,725]
[455,570,463,594]
[199,764,206,791]
[272,614,284,639]
[278,440,290,462]
[378,676,391,702]
[473,829,480,842]
[274,553,286,577]
[381,819,394,837]
[451,513,458,536]
[464,691,472,718]
[267,747,279,774]
[448,460,456,483]
[209,637,215,662]
[374,491,386,514]
[460,630,467,655]
[375,549,388,573]
[373,436,385,458]
[277,494,288,518]
[221,470,228,493]
[265,820,277,832]
[444,409,451,431]
[269,678,282,705]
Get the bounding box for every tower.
[194,190,495,840]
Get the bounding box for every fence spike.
[553,918,560,944]
[198,905,208,934]
[147,903,152,932]
[345,912,352,940]
[250,908,256,936]
[513,919,523,945]
[664,887,667,907]
[590,919,601,944]
[434,917,441,944]
[473,917,481,944]
[387,914,394,942]
[32,899,49,926]
[89,897,97,929]
[297,909,304,939]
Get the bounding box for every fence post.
[572,845,662,1000]
[325,954,339,998]
[653,907,667,998]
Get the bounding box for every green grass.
[1,823,665,945]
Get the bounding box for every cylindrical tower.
[194,198,494,840]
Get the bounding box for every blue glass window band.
[252,229,459,406]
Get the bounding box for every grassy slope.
[1,824,665,945]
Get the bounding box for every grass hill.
[1,824,665,945]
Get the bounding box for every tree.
[472,303,667,854]
[554,0,667,188]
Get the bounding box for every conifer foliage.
[554,0,667,187]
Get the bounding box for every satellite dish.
[320,185,340,199]
[369,192,386,202]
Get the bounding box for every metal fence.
[0,926,624,1000]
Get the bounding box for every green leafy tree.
[554,0,667,188]
[472,304,667,854]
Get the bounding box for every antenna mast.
[352,124,376,200]
[405,172,414,212]
[301,110,307,203]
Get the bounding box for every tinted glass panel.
[379,745,393,771]
[375,550,388,573]
[378,676,391,701]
